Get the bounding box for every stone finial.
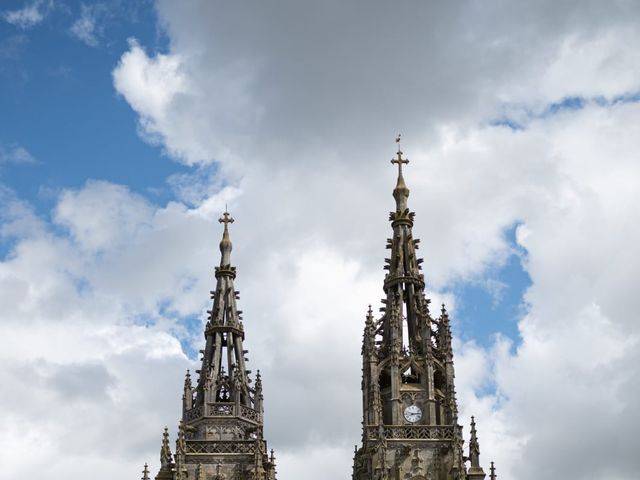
[391,134,410,212]
[141,462,150,480]
[218,210,234,266]
[490,461,497,480]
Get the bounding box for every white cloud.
[3,1,640,479]
[109,1,640,474]
[69,3,101,47]
[2,0,51,29]
[0,144,35,164]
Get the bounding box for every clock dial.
[403,405,422,423]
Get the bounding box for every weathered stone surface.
[353,141,489,480]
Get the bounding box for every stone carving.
[145,212,277,480]
[353,142,490,480]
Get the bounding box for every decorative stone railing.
[366,425,455,440]
[184,405,204,421]
[185,440,257,455]
[184,403,261,423]
[208,403,234,416]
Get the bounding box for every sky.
[1,1,640,479]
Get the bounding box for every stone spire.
[193,210,253,410]
[150,211,276,480]
[160,427,172,468]
[490,461,497,480]
[353,138,466,480]
[154,427,174,480]
[467,416,487,479]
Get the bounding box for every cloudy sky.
[1,1,640,479]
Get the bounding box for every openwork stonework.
[352,138,494,480]
[146,211,277,480]
[139,139,498,480]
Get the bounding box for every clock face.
[404,405,422,423]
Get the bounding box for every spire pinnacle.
[141,462,150,480]
[160,427,173,468]
[391,134,410,211]
[218,210,235,266]
[490,461,497,480]
[467,416,486,478]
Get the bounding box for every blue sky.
[0,1,181,213]
[0,0,530,351]
[3,2,640,479]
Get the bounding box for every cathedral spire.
[354,139,467,480]
[160,211,276,479]
[490,461,497,480]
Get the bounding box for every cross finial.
[219,210,234,227]
[391,134,409,176]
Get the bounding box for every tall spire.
[354,138,466,480]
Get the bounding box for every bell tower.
[148,211,277,480]
[352,138,489,480]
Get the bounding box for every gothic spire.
[490,461,497,480]
[141,463,150,480]
[148,209,276,480]
[191,210,255,409]
[354,138,467,480]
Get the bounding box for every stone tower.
[149,211,277,480]
[352,140,489,480]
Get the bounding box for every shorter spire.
[490,461,497,480]
[467,416,486,478]
[218,210,235,266]
[160,426,173,468]
[470,416,480,466]
[183,369,193,412]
